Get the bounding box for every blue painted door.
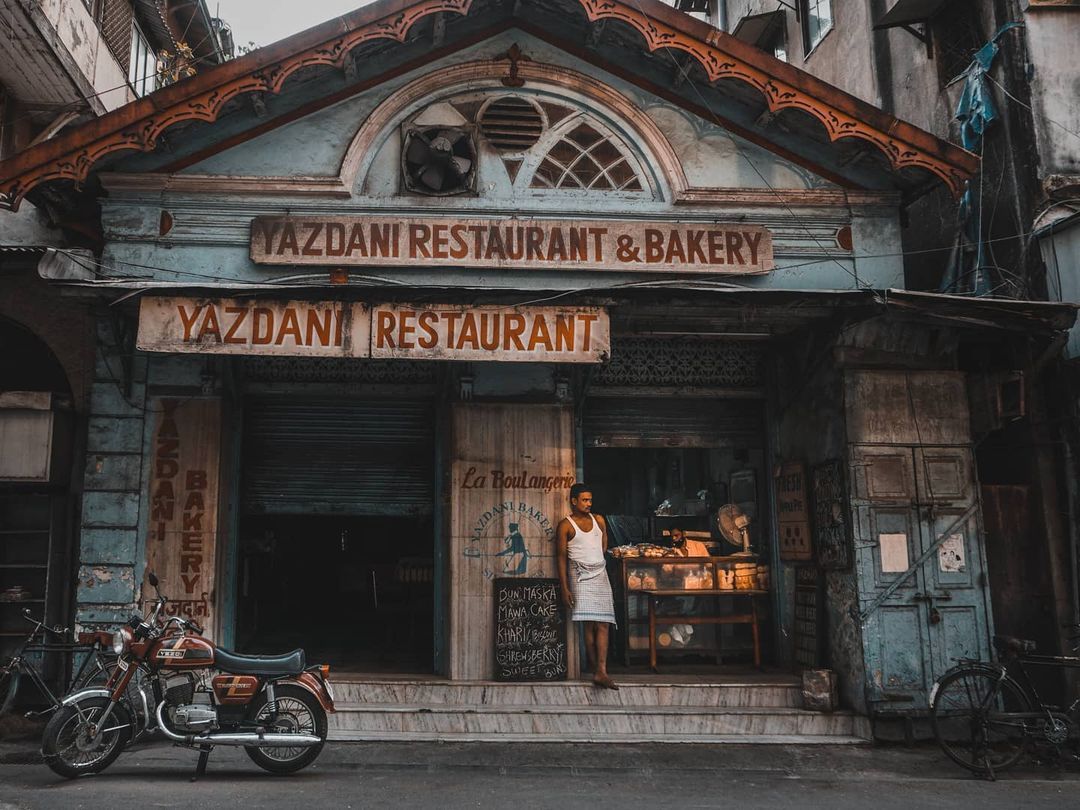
[851,444,991,712]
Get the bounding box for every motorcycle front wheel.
[41,696,130,779]
[244,685,328,775]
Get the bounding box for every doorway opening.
[236,514,434,673]
[235,394,437,674]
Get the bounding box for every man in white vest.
[556,484,618,690]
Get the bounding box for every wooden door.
[851,444,991,711]
[448,404,576,680]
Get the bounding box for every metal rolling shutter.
[242,397,434,515]
[583,398,762,448]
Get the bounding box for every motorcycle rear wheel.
[41,697,130,779]
[244,685,327,775]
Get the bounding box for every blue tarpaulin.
[939,22,1022,296]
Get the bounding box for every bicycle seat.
[993,635,1036,654]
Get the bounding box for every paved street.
[1,741,1078,809]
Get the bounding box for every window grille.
[595,338,765,388]
[530,122,643,192]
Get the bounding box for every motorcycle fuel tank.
[149,635,215,669]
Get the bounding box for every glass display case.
[613,556,769,665]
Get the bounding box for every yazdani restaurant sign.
[250,216,774,274]
[136,298,609,363]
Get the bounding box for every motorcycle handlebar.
[161,615,203,635]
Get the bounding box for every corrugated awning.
[731,10,786,48]
[873,0,948,29]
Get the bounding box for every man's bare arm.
[555,519,574,609]
[596,514,609,553]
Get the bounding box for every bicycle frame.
[1010,651,1080,716]
[2,615,113,716]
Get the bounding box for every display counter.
[611,554,770,668]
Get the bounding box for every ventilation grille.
[479,97,544,151]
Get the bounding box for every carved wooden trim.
[675,187,902,208]
[0,0,476,210]
[337,59,689,199]
[98,173,351,197]
[577,0,974,197]
[0,0,976,210]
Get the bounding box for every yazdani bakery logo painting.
[459,466,573,580]
[464,501,556,580]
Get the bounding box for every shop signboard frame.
[250,216,774,275]
[136,297,610,363]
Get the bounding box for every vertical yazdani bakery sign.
[250,216,774,274]
[144,399,221,635]
[136,298,610,363]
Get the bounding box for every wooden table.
[641,588,767,671]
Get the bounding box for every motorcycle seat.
[215,647,306,676]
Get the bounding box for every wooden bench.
[640,588,766,671]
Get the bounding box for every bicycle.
[0,607,117,718]
[930,628,1080,779]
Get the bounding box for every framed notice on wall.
[776,461,812,562]
[493,578,568,682]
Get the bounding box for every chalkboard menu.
[493,578,568,681]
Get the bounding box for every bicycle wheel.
[0,667,20,716]
[931,666,1032,774]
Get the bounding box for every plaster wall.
[97,31,905,292]
[34,0,134,112]
[182,32,829,192]
[774,346,866,713]
[1025,9,1080,177]
[0,269,95,409]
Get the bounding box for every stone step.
[327,730,869,744]
[328,680,803,709]
[328,703,863,739]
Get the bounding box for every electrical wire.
[986,72,1080,144]
[49,217,1060,297]
[625,0,883,302]
[0,40,232,132]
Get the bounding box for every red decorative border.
[578,0,971,196]
[0,0,974,209]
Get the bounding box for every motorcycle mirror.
[148,571,159,588]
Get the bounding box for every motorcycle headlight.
[113,626,132,655]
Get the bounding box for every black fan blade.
[450,156,472,176]
[406,135,432,165]
[421,164,446,190]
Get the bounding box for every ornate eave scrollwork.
[0,0,976,210]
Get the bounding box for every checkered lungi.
[570,562,616,625]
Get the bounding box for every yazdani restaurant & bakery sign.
[250,216,774,274]
[136,298,609,363]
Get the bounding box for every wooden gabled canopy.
[0,0,978,211]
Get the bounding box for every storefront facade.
[2,0,1072,727]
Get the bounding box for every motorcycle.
[41,572,335,779]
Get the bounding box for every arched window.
[529,120,644,192]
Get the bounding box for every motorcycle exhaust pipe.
[156,703,322,748]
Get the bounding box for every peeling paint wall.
[775,339,867,714]
[75,317,148,630]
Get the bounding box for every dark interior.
[236,514,434,673]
